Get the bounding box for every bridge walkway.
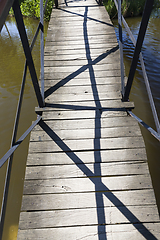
[17,0,160,239]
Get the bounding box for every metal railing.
[0,0,54,237]
[114,0,160,141]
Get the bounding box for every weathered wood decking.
[17,0,160,239]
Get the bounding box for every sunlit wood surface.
[17,0,160,239]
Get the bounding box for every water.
[0,16,48,240]
[113,10,160,213]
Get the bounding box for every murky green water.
[0,16,48,240]
[113,10,160,214]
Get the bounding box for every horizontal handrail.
[113,0,160,140]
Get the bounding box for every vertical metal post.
[0,155,14,240]
[55,0,58,8]
[118,0,125,97]
[40,0,44,101]
[12,0,45,108]
[0,62,28,239]
[123,0,154,101]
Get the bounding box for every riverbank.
[103,0,160,19]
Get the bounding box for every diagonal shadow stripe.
[63,0,86,7]
[44,45,119,98]
[83,6,105,239]
[38,120,158,240]
[58,8,114,27]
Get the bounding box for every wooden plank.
[28,136,145,153]
[44,43,118,52]
[30,126,141,141]
[50,12,112,19]
[40,110,128,119]
[47,22,114,29]
[50,9,112,16]
[45,53,119,60]
[50,13,113,21]
[17,223,160,240]
[44,69,121,79]
[42,101,134,111]
[45,92,121,101]
[49,13,113,20]
[44,77,121,85]
[44,49,119,57]
[18,205,160,229]
[47,28,115,36]
[44,84,121,93]
[47,30,115,36]
[48,19,114,25]
[25,161,149,180]
[48,13,114,23]
[46,34,118,43]
[34,117,137,130]
[23,175,152,194]
[26,148,147,166]
[44,56,120,66]
[45,36,118,45]
[21,189,157,211]
[44,63,120,71]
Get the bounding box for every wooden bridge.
[13,0,160,239]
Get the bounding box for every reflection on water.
[113,10,160,213]
[0,16,48,239]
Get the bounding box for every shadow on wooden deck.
[38,119,158,240]
[36,6,158,239]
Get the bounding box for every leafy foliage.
[154,0,160,8]
[9,0,54,21]
[103,0,117,18]
[103,0,160,19]
[20,0,53,21]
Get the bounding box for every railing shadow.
[44,45,118,97]
[57,7,114,27]
[41,5,158,240]
[38,121,158,240]
[84,6,106,239]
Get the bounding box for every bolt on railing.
[114,0,160,141]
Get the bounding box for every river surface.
[0,11,160,239]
